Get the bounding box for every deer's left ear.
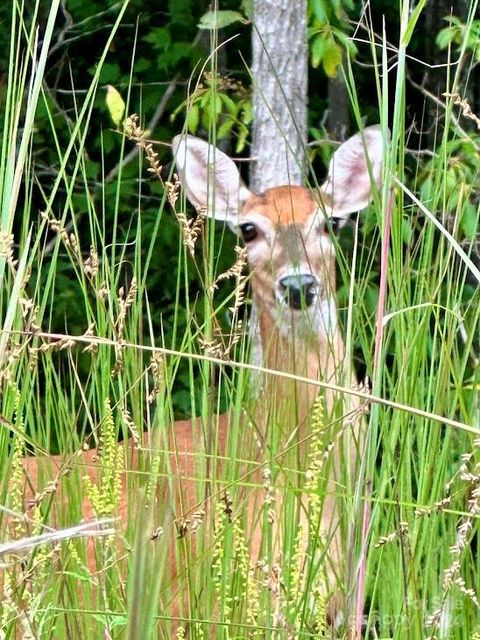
[319,125,387,218]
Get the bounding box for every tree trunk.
[250,0,308,191]
[327,64,350,141]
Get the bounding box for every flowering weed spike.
[84,399,124,518]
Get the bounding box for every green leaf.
[200,90,213,108]
[240,100,252,125]
[460,203,478,241]
[100,62,121,84]
[311,35,329,68]
[157,42,192,70]
[217,119,234,139]
[311,0,329,23]
[436,26,454,50]
[220,94,238,116]
[334,29,358,57]
[198,10,246,30]
[235,123,249,153]
[200,92,223,120]
[186,104,200,133]
[322,39,343,77]
[309,126,322,140]
[143,27,172,52]
[134,57,151,73]
[213,93,223,115]
[331,0,343,20]
[201,99,214,129]
[105,85,125,127]
[402,0,427,46]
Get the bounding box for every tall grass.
[1,1,479,639]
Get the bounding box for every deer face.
[233,185,338,337]
[237,186,334,302]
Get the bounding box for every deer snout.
[277,273,319,310]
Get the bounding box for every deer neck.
[250,294,345,446]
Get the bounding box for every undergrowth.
[0,1,479,639]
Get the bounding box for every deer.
[4,125,385,638]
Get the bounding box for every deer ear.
[172,135,252,222]
[319,125,387,218]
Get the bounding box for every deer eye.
[328,218,340,234]
[328,217,346,234]
[320,218,341,235]
[239,223,258,243]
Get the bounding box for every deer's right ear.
[319,125,387,219]
[172,135,252,223]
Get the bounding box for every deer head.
[172,127,384,351]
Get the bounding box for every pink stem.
[373,190,394,375]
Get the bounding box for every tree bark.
[327,65,350,141]
[251,0,308,191]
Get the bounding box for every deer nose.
[278,274,318,310]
